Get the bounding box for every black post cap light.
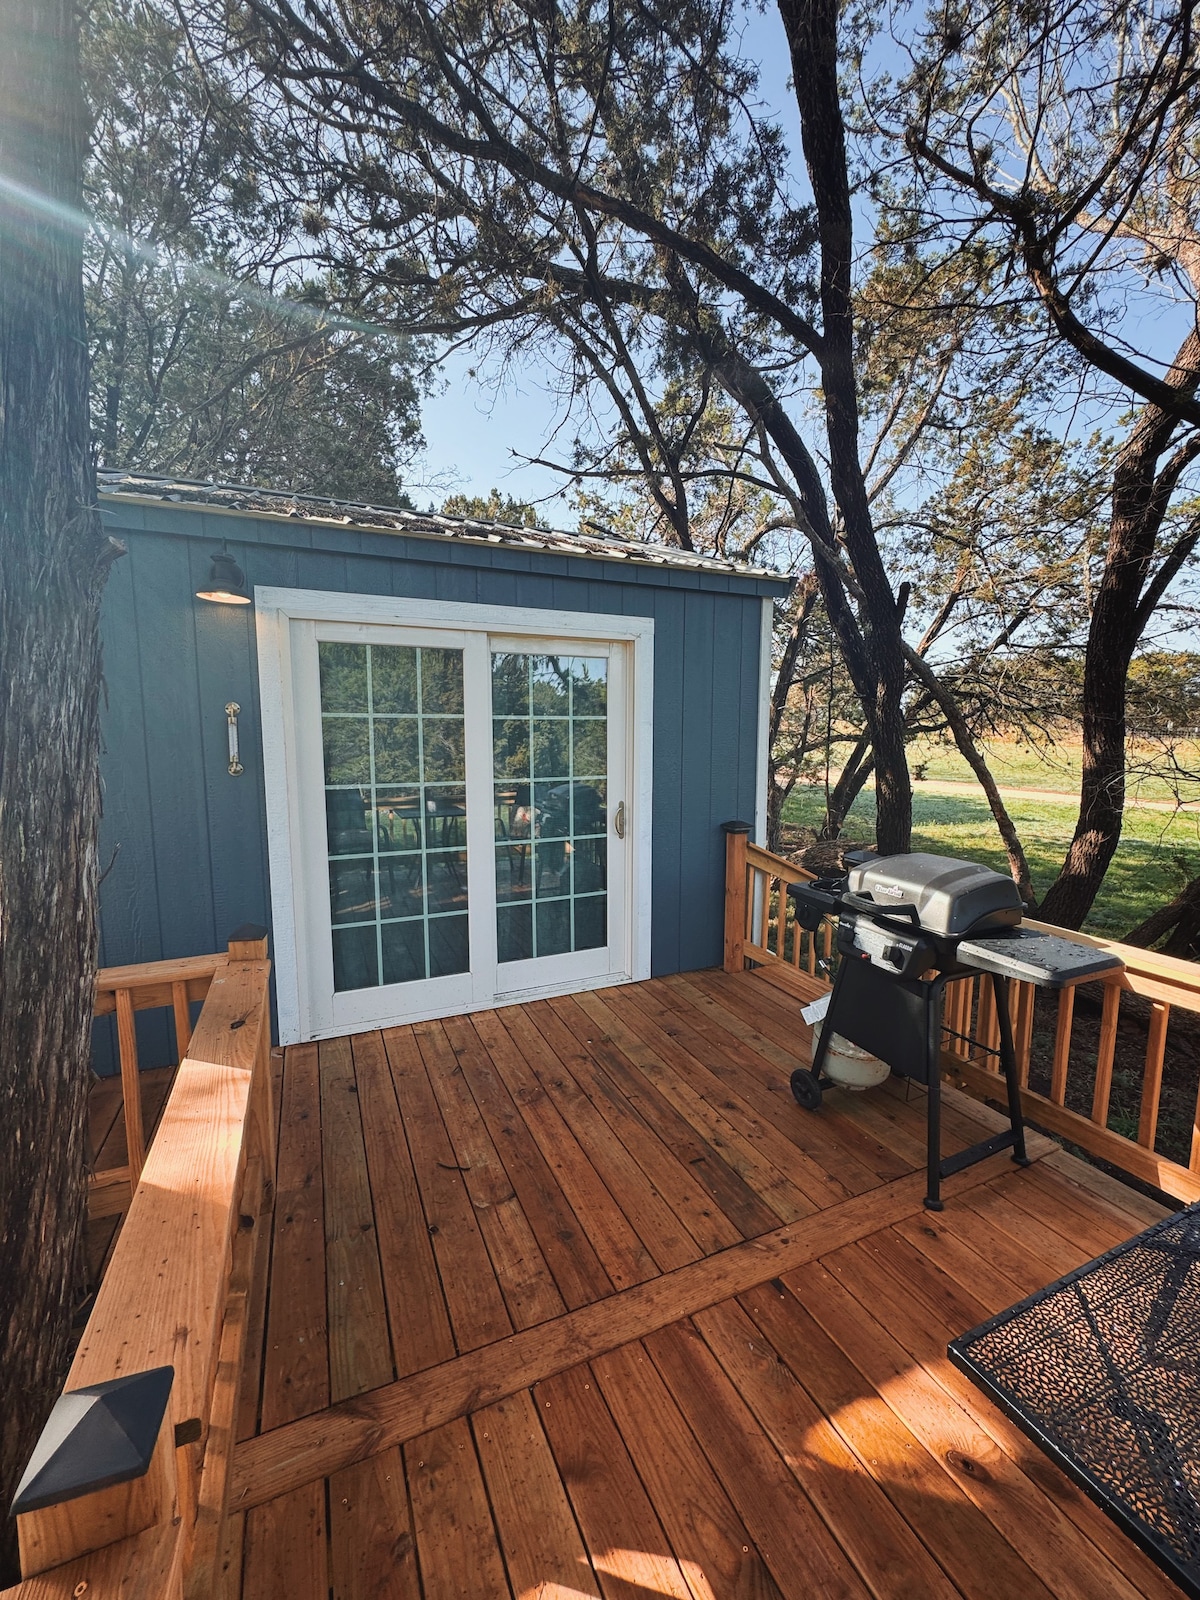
[196,544,250,605]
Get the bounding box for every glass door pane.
[492,652,608,964]
[320,640,468,991]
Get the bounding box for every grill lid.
[846,852,1023,938]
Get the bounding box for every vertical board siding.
[95,508,781,1066]
[135,534,217,959]
[649,587,687,977]
[97,543,161,966]
[191,538,271,945]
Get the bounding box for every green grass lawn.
[905,735,1200,803]
[782,785,1200,937]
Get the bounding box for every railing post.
[722,822,751,973]
[226,922,269,962]
[15,1369,178,1578]
[227,925,276,1199]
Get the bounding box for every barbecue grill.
[787,851,1123,1208]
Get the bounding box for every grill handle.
[840,892,921,928]
[787,881,842,932]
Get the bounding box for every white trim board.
[255,586,654,1044]
[755,595,773,844]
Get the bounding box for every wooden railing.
[723,824,1200,1205]
[8,935,275,1600]
[90,951,230,1216]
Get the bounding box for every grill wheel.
[790,1067,823,1110]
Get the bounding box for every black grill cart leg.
[992,972,1031,1167]
[807,960,846,1086]
[924,986,944,1211]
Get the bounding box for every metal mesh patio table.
[950,1203,1200,1596]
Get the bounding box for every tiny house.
[94,472,789,1051]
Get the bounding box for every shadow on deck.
[90,964,1179,1600]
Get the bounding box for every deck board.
[321,1033,393,1400]
[473,1389,600,1599]
[406,1416,512,1599]
[416,1018,568,1330]
[535,1361,696,1600]
[484,1003,663,1284]
[351,1029,456,1380]
[383,1022,514,1352]
[90,966,1171,1600]
[260,1041,328,1431]
[506,998,736,1261]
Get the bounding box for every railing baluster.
[1050,987,1075,1105]
[90,954,227,1218]
[1189,1057,1200,1173]
[946,978,970,1058]
[1014,982,1035,1086]
[1138,1001,1170,1151]
[974,978,997,1070]
[1191,1074,1200,1170]
[1091,982,1121,1126]
[172,979,192,1060]
[115,987,146,1185]
[963,980,976,1056]
[947,979,966,1056]
[774,876,786,958]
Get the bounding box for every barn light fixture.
[196,545,250,605]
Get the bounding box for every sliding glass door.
[291,620,630,1034]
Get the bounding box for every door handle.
[614,801,626,839]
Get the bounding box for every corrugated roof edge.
[97,470,791,585]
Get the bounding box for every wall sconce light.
[196,545,250,605]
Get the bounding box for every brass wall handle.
[614,801,626,839]
[226,702,244,776]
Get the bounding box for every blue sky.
[411,3,798,525]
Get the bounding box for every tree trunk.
[0,2,112,1579]
[778,0,912,855]
[1039,331,1200,928]
[1125,873,1200,957]
[766,772,792,851]
[819,731,873,838]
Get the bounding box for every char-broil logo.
[880,882,905,898]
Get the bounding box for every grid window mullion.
[323,639,467,993]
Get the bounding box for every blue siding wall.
[94,500,785,1067]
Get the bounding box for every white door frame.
[255,586,654,1043]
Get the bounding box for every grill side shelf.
[954,929,1123,988]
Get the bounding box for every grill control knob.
[885,943,906,970]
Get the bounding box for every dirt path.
[913,778,1200,812]
[799,777,1199,812]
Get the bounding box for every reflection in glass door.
[319,640,469,992]
[492,653,609,967]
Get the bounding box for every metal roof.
[97,471,787,582]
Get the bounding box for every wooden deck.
[91,965,1184,1599]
